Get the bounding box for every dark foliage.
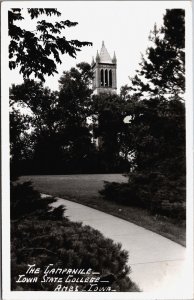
[9,67,96,175]
[10,181,60,219]
[11,183,138,292]
[101,9,186,220]
[92,93,132,172]
[100,172,185,220]
[10,107,32,180]
[10,66,131,175]
[129,9,185,98]
[11,219,138,291]
[129,97,185,176]
[9,8,92,81]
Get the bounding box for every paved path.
[49,196,188,294]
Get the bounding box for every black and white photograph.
[1,1,193,299]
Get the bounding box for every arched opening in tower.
[109,70,112,87]
[105,69,108,87]
[101,69,104,86]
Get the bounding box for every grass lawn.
[20,174,186,246]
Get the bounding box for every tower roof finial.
[96,50,100,62]
[112,51,117,63]
[102,40,105,47]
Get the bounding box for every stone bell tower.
[91,41,117,94]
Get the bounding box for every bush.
[11,182,139,292]
[100,172,186,220]
[11,218,138,291]
[10,181,56,219]
[100,182,138,206]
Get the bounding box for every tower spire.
[96,50,100,62]
[112,51,117,63]
[99,42,112,63]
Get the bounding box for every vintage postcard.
[1,1,193,299]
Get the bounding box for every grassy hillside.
[20,174,185,246]
[20,174,127,203]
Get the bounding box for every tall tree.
[57,62,96,172]
[129,9,185,100]
[58,62,93,126]
[10,80,63,174]
[9,8,92,81]
[92,93,132,172]
[10,107,32,178]
[125,9,185,176]
[101,9,186,217]
[10,63,96,174]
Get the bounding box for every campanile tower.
[92,41,117,94]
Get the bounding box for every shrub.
[100,182,138,206]
[11,182,139,292]
[10,181,56,219]
[100,172,186,220]
[11,217,138,291]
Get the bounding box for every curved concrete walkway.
[48,195,188,294]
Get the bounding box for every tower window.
[105,69,108,87]
[109,70,112,87]
[101,69,104,86]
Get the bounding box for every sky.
[8,1,185,92]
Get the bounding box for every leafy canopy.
[129,9,185,100]
[9,8,92,81]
